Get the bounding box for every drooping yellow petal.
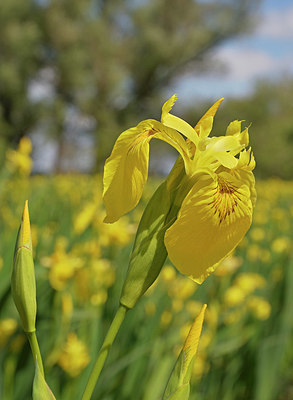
[164,170,254,283]
[103,119,191,223]
[103,123,151,223]
[161,95,199,145]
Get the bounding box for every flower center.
[212,176,240,224]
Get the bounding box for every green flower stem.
[27,331,44,376]
[82,304,128,400]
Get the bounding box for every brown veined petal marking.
[164,170,254,284]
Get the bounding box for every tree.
[0,0,261,171]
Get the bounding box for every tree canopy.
[0,0,260,170]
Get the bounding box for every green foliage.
[0,0,259,168]
[1,173,293,400]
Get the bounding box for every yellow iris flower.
[103,95,256,283]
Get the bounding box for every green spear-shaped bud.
[163,304,207,400]
[33,361,56,400]
[11,200,37,333]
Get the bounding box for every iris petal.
[161,95,199,145]
[164,171,253,283]
[103,120,191,223]
[103,123,151,223]
[194,98,224,134]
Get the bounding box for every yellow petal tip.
[21,200,31,245]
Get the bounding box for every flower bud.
[163,305,207,400]
[11,201,37,333]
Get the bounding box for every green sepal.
[33,361,56,400]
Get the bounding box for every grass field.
[1,172,293,400]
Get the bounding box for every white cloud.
[212,46,281,80]
[172,4,293,101]
[213,45,293,79]
[256,7,293,39]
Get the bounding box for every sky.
[30,0,293,173]
[172,0,293,103]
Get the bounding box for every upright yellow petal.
[194,98,224,134]
[226,121,249,147]
[164,170,254,283]
[161,95,199,145]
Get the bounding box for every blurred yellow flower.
[90,290,108,306]
[172,299,183,313]
[42,237,84,291]
[235,273,266,295]
[6,136,33,175]
[167,276,196,300]
[272,237,291,254]
[48,259,80,291]
[160,264,176,283]
[74,202,97,234]
[248,296,271,320]
[103,95,256,283]
[58,333,90,377]
[224,286,246,307]
[98,216,134,247]
[160,310,172,328]
[246,244,261,262]
[61,293,73,321]
[250,227,266,242]
[0,318,18,347]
